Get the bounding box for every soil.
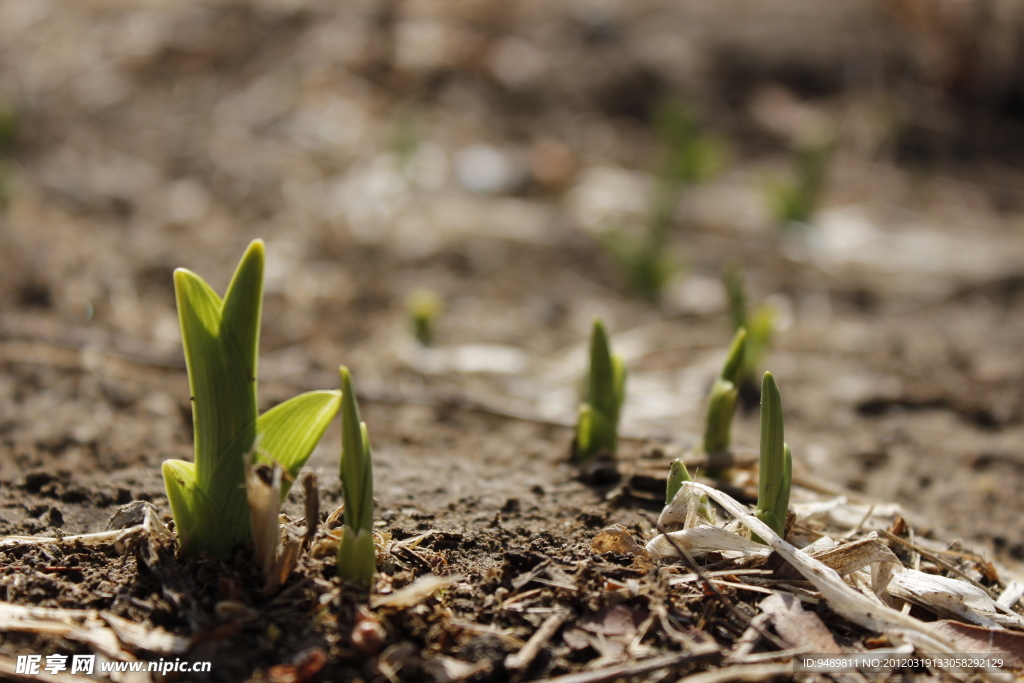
[2,1,1024,681]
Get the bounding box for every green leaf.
[746,306,775,381]
[575,404,593,456]
[255,390,341,498]
[574,320,626,462]
[339,367,373,536]
[162,460,199,546]
[666,459,691,505]
[755,372,790,542]
[337,367,376,586]
[665,459,712,522]
[220,240,264,385]
[702,328,746,479]
[720,328,747,386]
[703,379,738,455]
[586,319,617,419]
[162,459,229,556]
[337,527,376,588]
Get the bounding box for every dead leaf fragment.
[591,525,643,555]
[931,621,1024,668]
[578,603,648,637]
[760,592,842,653]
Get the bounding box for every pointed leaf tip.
[721,327,747,384]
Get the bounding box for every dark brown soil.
[2,1,1024,681]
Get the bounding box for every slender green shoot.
[723,264,747,335]
[407,288,441,347]
[573,319,626,463]
[161,240,341,557]
[600,99,724,304]
[0,102,16,211]
[746,306,775,385]
[600,228,677,304]
[767,139,832,229]
[754,372,791,542]
[337,366,376,587]
[0,102,16,157]
[665,459,712,523]
[654,98,724,189]
[722,265,774,387]
[393,106,421,169]
[703,327,746,457]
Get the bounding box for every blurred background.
[2,0,1024,558]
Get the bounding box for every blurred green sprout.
[337,366,376,587]
[0,101,16,210]
[601,99,725,304]
[766,139,832,229]
[162,240,341,558]
[0,102,17,157]
[393,106,421,169]
[573,319,626,463]
[754,372,791,542]
[723,265,775,387]
[703,327,746,457]
[407,288,441,347]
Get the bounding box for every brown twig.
[504,609,570,671]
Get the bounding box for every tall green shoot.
[767,139,832,229]
[337,366,376,587]
[573,319,626,462]
[754,372,791,542]
[723,265,774,388]
[601,99,724,304]
[161,240,341,557]
[703,327,746,457]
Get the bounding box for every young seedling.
[406,288,441,347]
[599,228,677,305]
[600,99,724,304]
[722,264,774,389]
[0,102,16,211]
[703,327,746,457]
[766,139,832,229]
[573,319,626,463]
[337,366,376,587]
[754,372,791,543]
[162,240,341,558]
[665,459,712,524]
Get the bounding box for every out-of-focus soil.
[3,0,1024,680]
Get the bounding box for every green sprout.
[766,139,832,229]
[337,366,376,587]
[393,106,421,169]
[161,240,341,557]
[0,102,16,158]
[723,265,774,387]
[703,327,746,457]
[654,98,724,188]
[601,99,724,304]
[599,228,677,305]
[754,372,791,542]
[666,459,712,523]
[0,102,16,211]
[407,288,441,347]
[573,319,626,463]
